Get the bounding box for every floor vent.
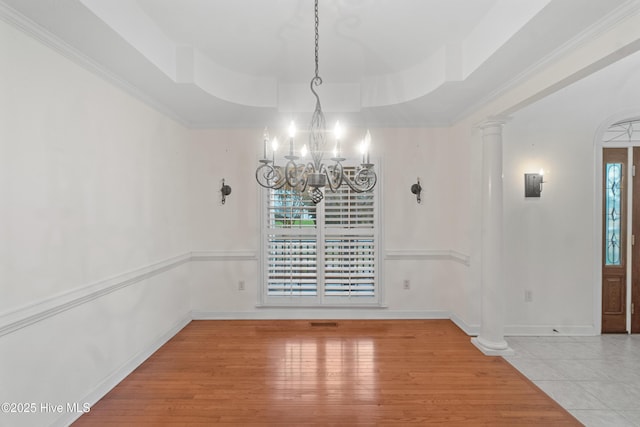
[309,321,338,327]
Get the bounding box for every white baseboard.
[1,248,472,338]
[504,324,597,336]
[194,311,595,338]
[47,311,598,427]
[450,313,480,336]
[0,242,597,427]
[54,314,192,427]
[192,309,451,320]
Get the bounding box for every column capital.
[477,116,512,132]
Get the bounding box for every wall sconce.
[524,169,545,197]
[411,178,422,204]
[220,179,232,204]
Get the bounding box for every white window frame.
[259,161,381,307]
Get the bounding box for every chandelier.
[255,0,377,204]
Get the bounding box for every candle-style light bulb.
[271,137,279,164]
[363,129,371,164]
[334,121,342,158]
[334,121,343,139]
[301,144,308,158]
[288,121,296,156]
[263,127,269,160]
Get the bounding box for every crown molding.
[454,0,640,124]
[0,1,189,127]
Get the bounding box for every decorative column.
[471,119,513,356]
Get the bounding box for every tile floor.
[504,335,640,427]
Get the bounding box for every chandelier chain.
[309,0,325,170]
[314,0,320,80]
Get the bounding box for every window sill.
[256,303,388,309]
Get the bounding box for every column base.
[471,336,514,356]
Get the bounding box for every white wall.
[9,5,640,425]
[501,49,640,334]
[444,124,481,331]
[187,129,260,314]
[0,18,191,426]
[379,128,469,317]
[187,127,471,320]
[443,30,640,337]
[0,16,473,424]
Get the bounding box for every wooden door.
[632,148,640,333]
[602,148,627,333]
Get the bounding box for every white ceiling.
[1,0,633,127]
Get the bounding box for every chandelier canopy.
[255,0,377,204]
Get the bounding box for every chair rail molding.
[191,250,258,261]
[0,253,192,337]
[0,0,187,127]
[0,250,262,338]
[385,249,470,266]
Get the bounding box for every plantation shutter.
[265,189,318,296]
[263,166,378,304]
[323,169,375,297]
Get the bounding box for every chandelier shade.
[255,0,377,204]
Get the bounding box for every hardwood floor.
[73,320,581,426]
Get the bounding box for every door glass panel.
[605,162,623,265]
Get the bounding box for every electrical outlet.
[524,290,532,302]
[238,280,245,291]
[403,280,410,290]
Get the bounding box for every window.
[261,166,379,305]
[605,162,623,266]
